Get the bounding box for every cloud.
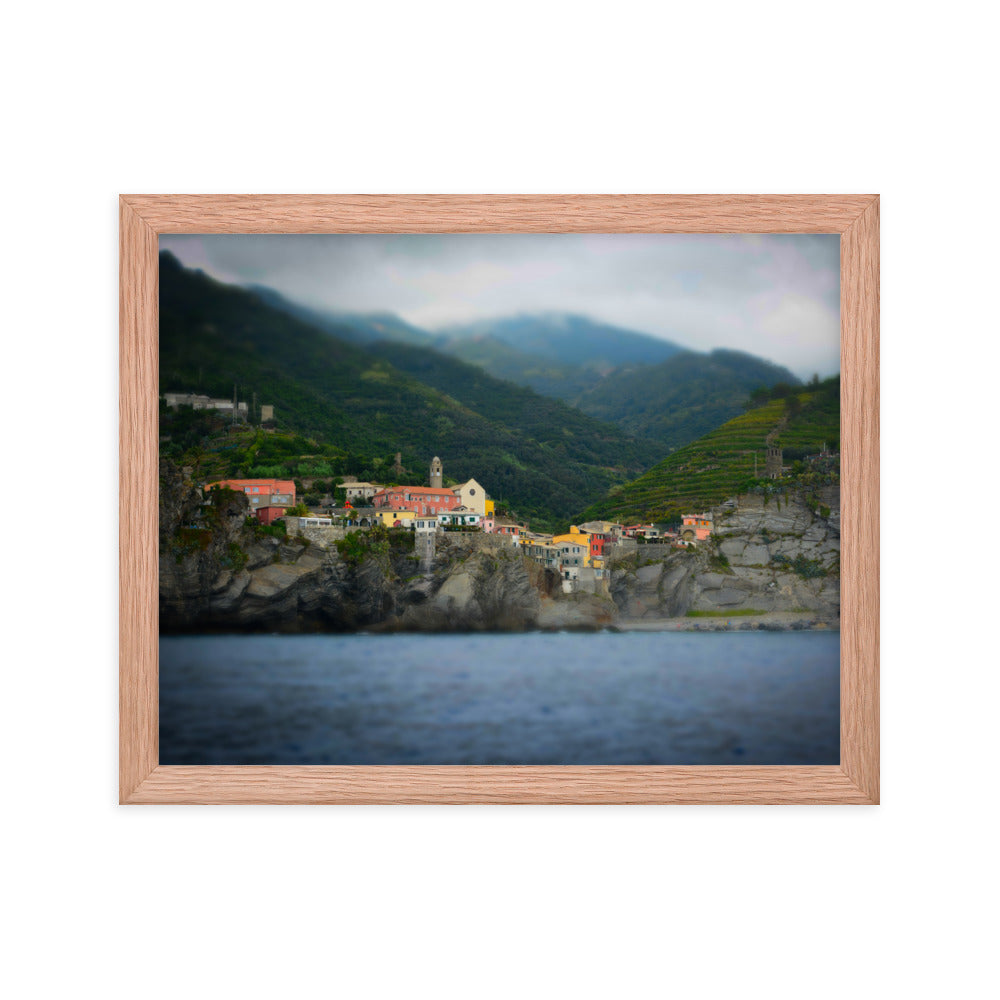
[754,294,840,377]
[160,233,840,377]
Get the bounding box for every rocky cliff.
[160,465,563,632]
[161,532,559,634]
[608,487,840,625]
[159,464,838,633]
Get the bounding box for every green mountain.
[438,313,685,367]
[433,333,602,402]
[362,339,662,474]
[247,285,436,348]
[433,313,684,404]
[250,293,800,458]
[572,349,800,452]
[159,253,662,531]
[432,317,798,455]
[577,377,840,525]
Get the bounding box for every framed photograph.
[120,194,878,804]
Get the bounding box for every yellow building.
[553,528,593,567]
[375,508,416,528]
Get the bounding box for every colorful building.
[623,523,660,539]
[375,508,417,528]
[206,478,296,522]
[553,529,593,566]
[370,458,497,528]
[452,478,489,516]
[438,506,481,528]
[372,486,462,516]
[256,505,288,525]
[493,518,522,544]
[681,514,713,542]
[576,521,621,561]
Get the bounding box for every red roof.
[378,486,454,496]
[208,478,295,494]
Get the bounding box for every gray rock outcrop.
[160,518,547,633]
[608,488,840,624]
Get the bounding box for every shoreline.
[611,612,838,633]
[159,611,839,637]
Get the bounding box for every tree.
[744,385,772,410]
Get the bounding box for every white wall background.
[3,2,996,997]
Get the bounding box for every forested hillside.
[159,253,661,531]
[434,333,600,402]
[433,313,682,404]
[362,340,662,473]
[254,288,800,456]
[572,349,800,452]
[433,318,798,453]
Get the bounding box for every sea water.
[159,631,839,765]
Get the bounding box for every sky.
[160,233,841,378]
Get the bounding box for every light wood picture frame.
[120,194,879,804]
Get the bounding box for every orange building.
[681,514,713,542]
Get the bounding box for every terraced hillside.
[577,377,840,525]
[772,378,840,457]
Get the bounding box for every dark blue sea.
[159,631,839,765]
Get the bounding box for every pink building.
[492,518,522,544]
[372,486,461,516]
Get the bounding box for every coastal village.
[206,455,716,594]
[165,391,717,594]
[163,383,839,631]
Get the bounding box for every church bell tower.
[429,456,443,488]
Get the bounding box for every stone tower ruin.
[429,455,443,488]
[416,527,436,573]
[765,443,783,479]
